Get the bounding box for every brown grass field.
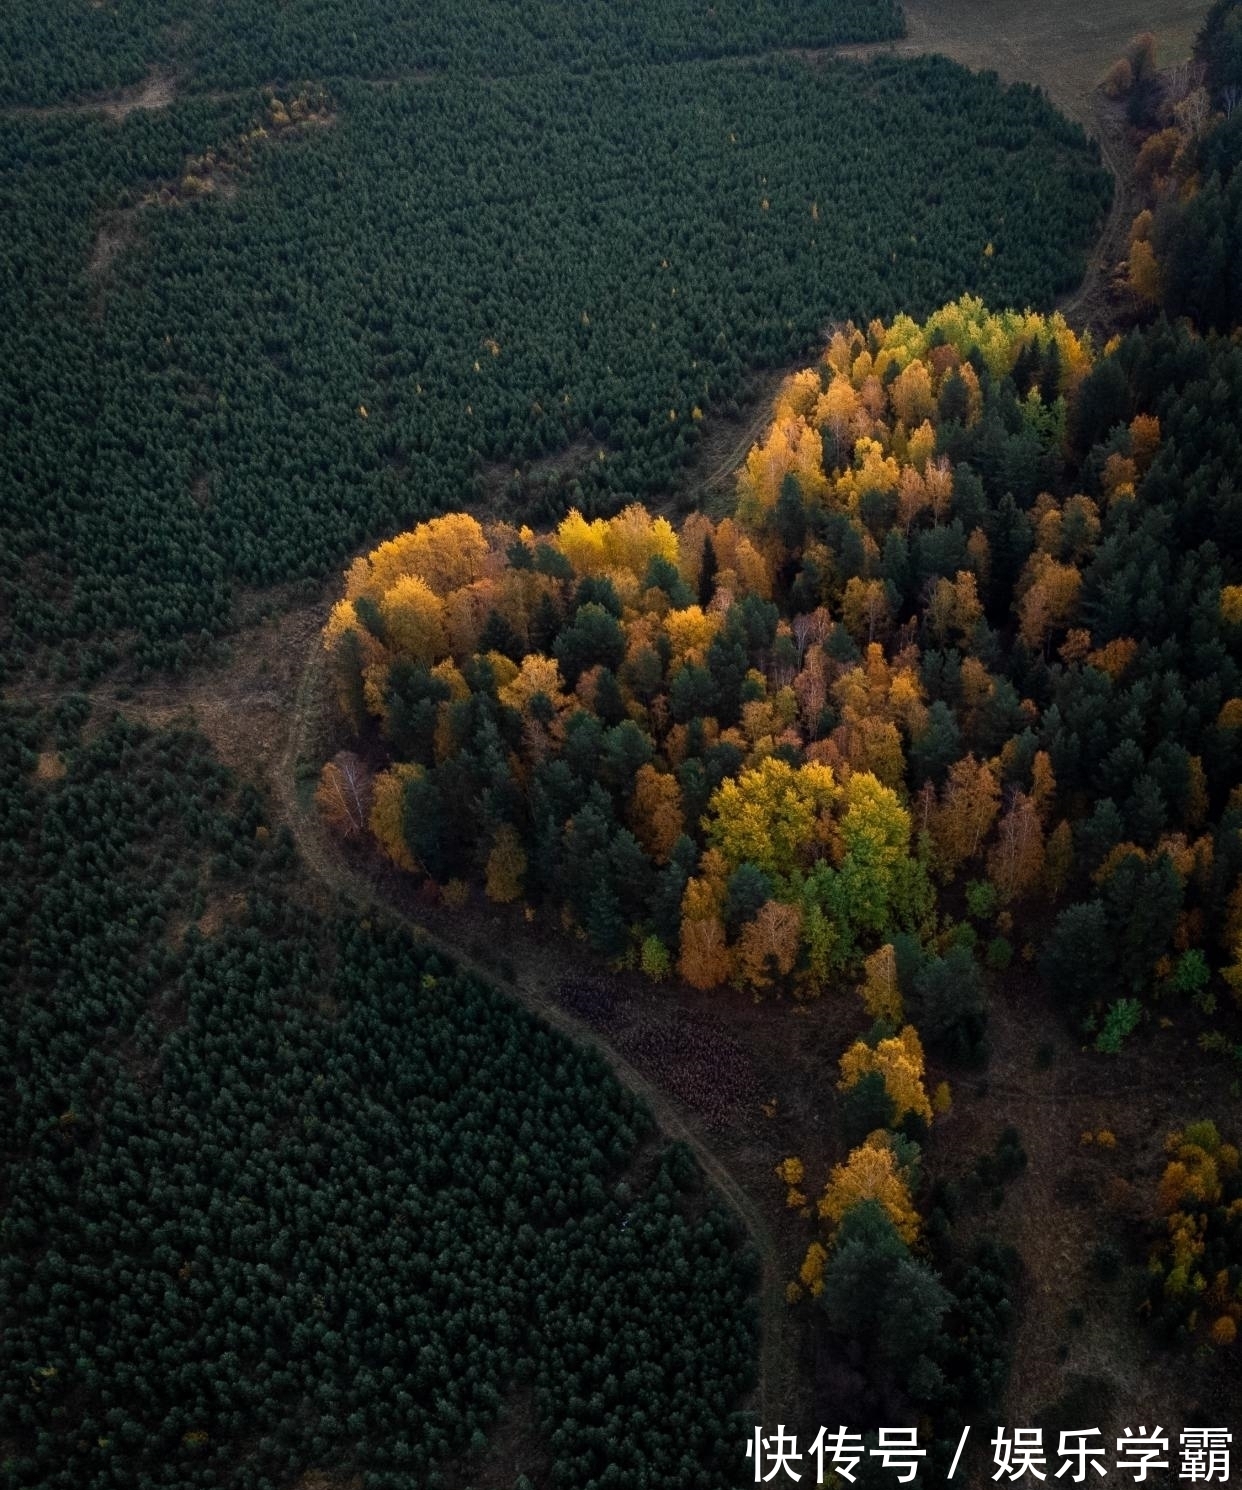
[845,0,1210,127]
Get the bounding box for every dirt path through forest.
[272,633,791,1424]
[3,67,177,120]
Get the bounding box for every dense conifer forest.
[0,0,904,106]
[1,58,1108,671]
[0,706,757,1489]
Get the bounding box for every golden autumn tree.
[407,512,493,596]
[738,416,826,519]
[347,513,490,600]
[380,574,448,665]
[1030,750,1057,822]
[705,757,838,878]
[1017,553,1082,652]
[775,1155,806,1189]
[858,943,903,1023]
[987,791,1046,902]
[834,714,906,791]
[888,664,930,738]
[889,358,935,428]
[926,571,983,648]
[729,533,773,600]
[1221,587,1242,627]
[836,440,900,513]
[601,503,680,580]
[322,597,383,728]
[369,763,421,872]
[1129,413,1161,471]
[838,1025,932,1125]
[1102,452,1138,504]
[664,604,721,666]
[817,376,863,467]
[441,578,499,659]
[965,527,994,590]
[907,421,938,476]
[677,854,733,989]
[678,913,733,990]
[555,508,610,575]
[1210,1317,1237,1347]
[1128,237,1162,307]
[932,754,1000,875]
[841,577,893,645]
[799,1241,828,1297]
[1087,637,1138,679]
[676,510,715,594]
[896,464,929,533]
[818,1131,921,1244]
[498,652,570,718]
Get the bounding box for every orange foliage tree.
[315,751,373,839]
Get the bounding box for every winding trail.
[1055,96,1134,335]
[274,629,790,1422]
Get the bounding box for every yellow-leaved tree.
[931,754,1000,876]
[369,764,421,871]
[1221,587,1242,627]
[705,757,838,878]
[858,943,903,1023]
[838,1025,932,1125]
[346,512,490,600]
[498,652,569,718]
[380,575,447,665]
[817,1131,921,1244]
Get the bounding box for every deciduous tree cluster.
[323,294,1242,1044]
[1147,1121,1242,1350]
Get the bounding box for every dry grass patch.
[88,210,140,283]
[33,750,66,783]
[837,0,1209,129]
